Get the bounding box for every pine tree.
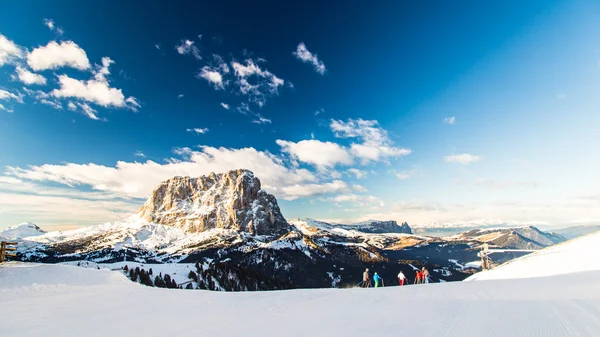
[186,283,193,289]
[188,270,198,282]
[148,268,153,276]
[124,265,129,272]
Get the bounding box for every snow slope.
[467,231,600,281]
[1,262,599,336]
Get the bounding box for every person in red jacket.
[415,270,423,284]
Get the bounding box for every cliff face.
[137,169,290,236]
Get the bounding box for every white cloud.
[281,180,347,200]
[52,74,139,110]
[134,151,145,158]
[67,101,77,111]
[178,94,184,99]
[394,170,414,180]
[0,103,13,113]
[220,102,229,110]
[350,144,411,162]
[330,193,384,208]
[5,146,327,201]
[276,139,352,168]
[348,168,367,179]
[77,102,102,120]
[187,128,209,134]
[0,89,24,103]
[293,42,326,75]
[40,99,63,110]
[269,118,411,170]
[155,44,161,50]
[124,97,141,111]
[93,57,114,82]
[330,118,411,162]
[175,40,201,60]
[0,34,24,66]
[14,66,47,85]
[0,188,140,228]
[444,154,482,165]
[252,115,272,124]
[198,66,225,89]
[315,108,324,116]
[22,87,49,99]
[352,184,367,192]
[43,18,64,36]
[444,116,456,125]
[331,194,360,203]
[231,59,284,107]
[27,41,90,71]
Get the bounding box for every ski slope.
[467,231,600,281]
[1,262,599,336]
[2,231,600,336]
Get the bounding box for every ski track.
[1,263,599,337]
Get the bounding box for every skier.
[422,267,430,284]
[362,268,370,288]
[373,272,382,288]
[397,270,407,286]
[415,270,423,284]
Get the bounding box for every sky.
[1,0,600,231]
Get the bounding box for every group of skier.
[360,267,430,288]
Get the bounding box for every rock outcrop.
[137,169,290,236]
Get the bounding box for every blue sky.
[1,0,600,230]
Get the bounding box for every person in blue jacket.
[373,272,382,288]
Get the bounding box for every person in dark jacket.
[362,268,370,287]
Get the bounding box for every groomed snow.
[1,262,599,336]
[467,231,600,281]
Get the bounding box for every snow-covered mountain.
[137,169,290,235]
[3,169,567,290]
[0,222,46,240]
[291,218,412,234]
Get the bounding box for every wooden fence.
[0,241,18,263]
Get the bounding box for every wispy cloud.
[444,153,482,165]
[0,89,24,103]
[293,42,326,75]
[347,168,367,179]
[330,118,411,163]
[42,18,64,36]
[134,151,145,158]
[220,102,230,110]
[394,170,415,180]
[175,39,201,60]
[444,116,456,125]
[187,127,209,134]
[177,94,184,99]
[0,103,14,113]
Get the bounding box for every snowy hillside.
[2,261,599,336]
[467,230,600,281]
[0,222,46,240]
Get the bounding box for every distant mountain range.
[0,169,570,291]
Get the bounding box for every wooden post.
[0,241,18,263]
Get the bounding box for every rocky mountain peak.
[137,169,290,235]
